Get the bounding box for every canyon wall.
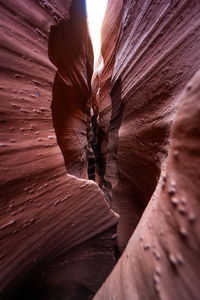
[0,1,118,299]
[95,0,200,252]
[0,0,200,299]
[94,0,200,299]
[95,68,200,300]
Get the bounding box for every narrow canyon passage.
[0,0,200,300]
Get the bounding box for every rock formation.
[0,1,118,299]
[0,0,200,299]
[95,69,200,300]
[95,0,200,252]
[93,0,200,299]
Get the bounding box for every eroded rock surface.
[95,69,200,300]
[93,0,200,299]
[0,0,118,299]
[92,0,123,191]
[95,0,200,251]
[1,0,200,299]
[49,0,93,178]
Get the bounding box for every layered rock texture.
[0,1,118,299]
[93,0,200,299]
[0,0,200,299]
[95,0,200,252]
[95,70,200,300]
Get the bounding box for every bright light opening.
[86,0,108,64]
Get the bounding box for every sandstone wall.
[95,0,200,251]
[0,1,118,298]
[95,68,200,300]
[94,0,200,299]
[1,0,200,299]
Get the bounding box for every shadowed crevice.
[48,0,94,179]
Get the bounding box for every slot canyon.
[0,0,200,299]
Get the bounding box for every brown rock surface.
[49,0,94,178]
[95,0,200,251]
[93,0,123,190]
[0,0,118,298]
[1,0,200,299]
[95,69,200,300]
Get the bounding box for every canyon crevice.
[0,0,200,299]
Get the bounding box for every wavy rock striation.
[95,0,200,251]
[49,0,94,178]
[92,0,123,192]
[93,0,200,299]
[0,0,118,299]
[1,0,200,299]
[95,69,200,300]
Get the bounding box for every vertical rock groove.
[92,0,123,193]
[48,0,93,178]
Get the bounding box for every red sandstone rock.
[93,0,123,193]
[49,0,94,178]
[95,69,200,300]
[95,0,200,251]
[1,0,200,299]
[0,0,118,298]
